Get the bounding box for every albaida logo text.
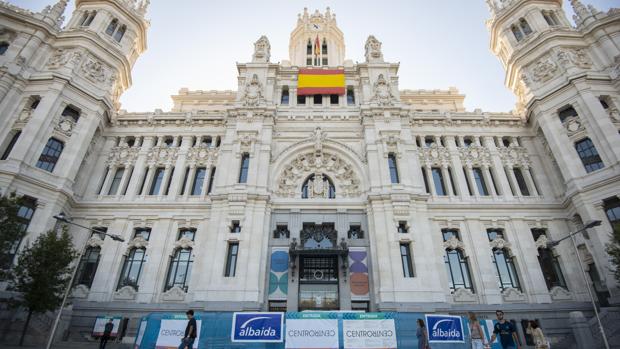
[432,327,461,338]
[239,326,277,337]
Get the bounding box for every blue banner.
[231,312,284,342]
[426,314,465,343]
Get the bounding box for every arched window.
[164,248,194,291]
[542,11,559,26]
[491,248,521,290]
[117,248,146,290]
[281,86,289,105]
[301,174,335,199]
[519,18,533,35]
[531,229,567,290]
[36,138,64,172]
[442,229,473,291]
[0,42,9,55]
[306,39,312,55]
[322,38,328,54]
[75,247,101,287]
[105,19,118,36]
[79,11,90,26]
[114,25,126,42]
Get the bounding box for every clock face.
[311,23,321,31]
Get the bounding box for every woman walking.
[526,321,549,349]
[416,318,431,349]
[468,312,487,349]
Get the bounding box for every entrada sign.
[231,312,284,342]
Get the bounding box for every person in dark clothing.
[490,310,521,349]
[179,309,197,349]
[99,319,114,349]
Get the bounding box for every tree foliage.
[8,228,77,313]
[0,194,28,278]
[606,222,620,283]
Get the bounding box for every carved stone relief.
[252,35,271,63]
[146,146,178,166]
[530,58,558,82]
[498,146,531,167]
[114,285,137,300]
[556,48,593,69]
[107,145,139,166]
[364,35,383,63]
[452,288,478,303]
[502,287,526,303]
[371,74,395,106]
[161,286,186,302]
[242,74,264,107]
[277,151,361,198]
[419,143,452,167]
[459,145,492,167]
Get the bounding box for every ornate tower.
[488,0,620,302]
[289,7,345,67]
[0,0,149,231]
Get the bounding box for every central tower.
[289,7,345,67]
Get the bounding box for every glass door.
[299,255,339,310]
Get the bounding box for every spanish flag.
[297,69,345,96]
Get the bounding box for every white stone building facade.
[0,0,619,346]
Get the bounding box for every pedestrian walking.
[179,309,197,349]
[99,318,114,349]
[526,321,549,349]
[490,310,520,349]
[416,318,431,349]
[468,312,487,349]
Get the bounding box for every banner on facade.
[349,247,370,300]
[268,248,289,300]
[155,316,201,349]
[231,312,284,342]
[285,312,339,349]
[426,314,465,343]
[92,316,122,337]
[134,318,147,349]
[343,312,397,349]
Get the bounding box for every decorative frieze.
[107,145,139,166]
[419,144,451,167]
[146,146,178,166]
[458,145,492,167]
[497,146,531,168]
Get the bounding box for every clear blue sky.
[10,0,617,112]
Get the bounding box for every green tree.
[8,228,76,346]
[607,222,620,283]
[0,194,28,279]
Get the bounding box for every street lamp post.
[45,213,124,349]
[549,220,610,349]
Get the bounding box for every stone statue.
[365,35,383,63]
[372,74,394,105]
[311,127,326,153]
[242,74,263,106]
[252,35,271,63]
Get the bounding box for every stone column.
[464,219,501,303]
[522,165,539,196]
[441,165,453,196]
[466,165,479,197]
[159,164,173,196]
[117,164,133,196]
[125,136,155,199]
[85,137,117,197]
[184,165,197,197]
[482,165,497,198]
[505,165,521,198]
[445,136,468,199]
[569,312,595,349]
[142,165,157,196]
[100,165,117,196]
[484,136,511,199]
[424,165,436,196]
[168,136,192,197]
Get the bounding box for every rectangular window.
[558,106,578,123]
[238,153,250,183]
[313,95,322,105]
[1,131,21,160]
[7,197,36,264]
[134,227,151,241]
[473,167,489,196]
[532,229,567,290]
[322,57,328,66]
[398,221,408,234]
[225,242,239,277]
[400,243,414,278]
[604,197,620,236]
[61,105,80,122]
[487,228,504,241]
[207,167,216,194]
[575,138,604,173]
[431,167,447,196]
[422,167,430,194]
[347,87,355,105]
[149,167,165,195]
[513,167,530,196]
[330,94,339,105]
[230,221,241,234]
[191,167,206,195]
[297,94,306,106]
[107,167,125,195]
[388,153,399,184]
[178,228,196,241]
[36,138,64,172]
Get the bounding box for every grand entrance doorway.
[299,255,339,310]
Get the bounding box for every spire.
[41,0,67,28]
[570,0,594,25]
